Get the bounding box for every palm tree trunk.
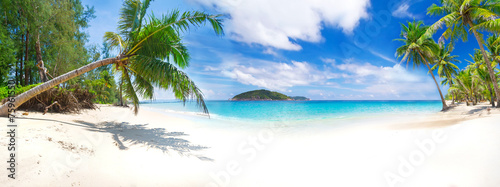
[488,85,495,107]
[469,22,500,108]
[0,56,121,116]
[448,78,455,105]
[418,51,448,111]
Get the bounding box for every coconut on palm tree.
[395,21,449,111]
[0,0,224,116]
[425,0,500,107]
[431,43,460,104]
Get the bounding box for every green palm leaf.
[130,55,209,114]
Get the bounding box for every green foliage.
[0,83,42,100]
[232,90,291,100]
[76,44,119,104]
[80,70,118,104]
[395,21,439,69]
[444,92,452,100]
[0,22,16,86]
[0,0,96,86]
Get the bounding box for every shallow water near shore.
[141,100,442,122]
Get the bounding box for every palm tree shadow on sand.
[72,120,213,161]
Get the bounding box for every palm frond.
[428,4,448,16]
[422,12,460,41]
[118,0,142,38]
[460,0,477,14]
[472,18,500,32]
[122,68,140,114]
[471,7,499,20]
[130,69,155,100]
[127,10,224,56]
[130,55,209,114]
[103,32,125,53]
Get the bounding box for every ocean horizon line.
[139,99,443,103]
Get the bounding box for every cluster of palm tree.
[396,0,500,110]
[449,47,499,107]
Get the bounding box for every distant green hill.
[231,89,291,101]
[231,89,310,101]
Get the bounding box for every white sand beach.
[1,102,500,187]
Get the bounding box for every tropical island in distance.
[230,89,311,101]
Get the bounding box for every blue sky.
[81,0,481,100]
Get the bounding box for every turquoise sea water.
[141,100,442,122]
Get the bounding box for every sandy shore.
[1,102,500,187]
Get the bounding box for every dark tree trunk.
[17,34,24,85]
[24,28,30,86]
[20,34,25,86]
[488,86,495,107]
[35,34,48,82]
[16,58,19,85]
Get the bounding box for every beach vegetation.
[0,0,224,116]
[395,0,500,109]
[425,0,500,107]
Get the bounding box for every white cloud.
[335,62,437,97]
[321,58,336,65]
[191,0,371,50]
[368,49,398,63]
[337,62,421,83]
[392,3,415,18]
[205,56,337,91]
[263,48,279,56]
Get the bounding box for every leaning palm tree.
[425,0,500,107]
[0,0,224,116]
[395,21,448,111]
[431,43,460,104]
